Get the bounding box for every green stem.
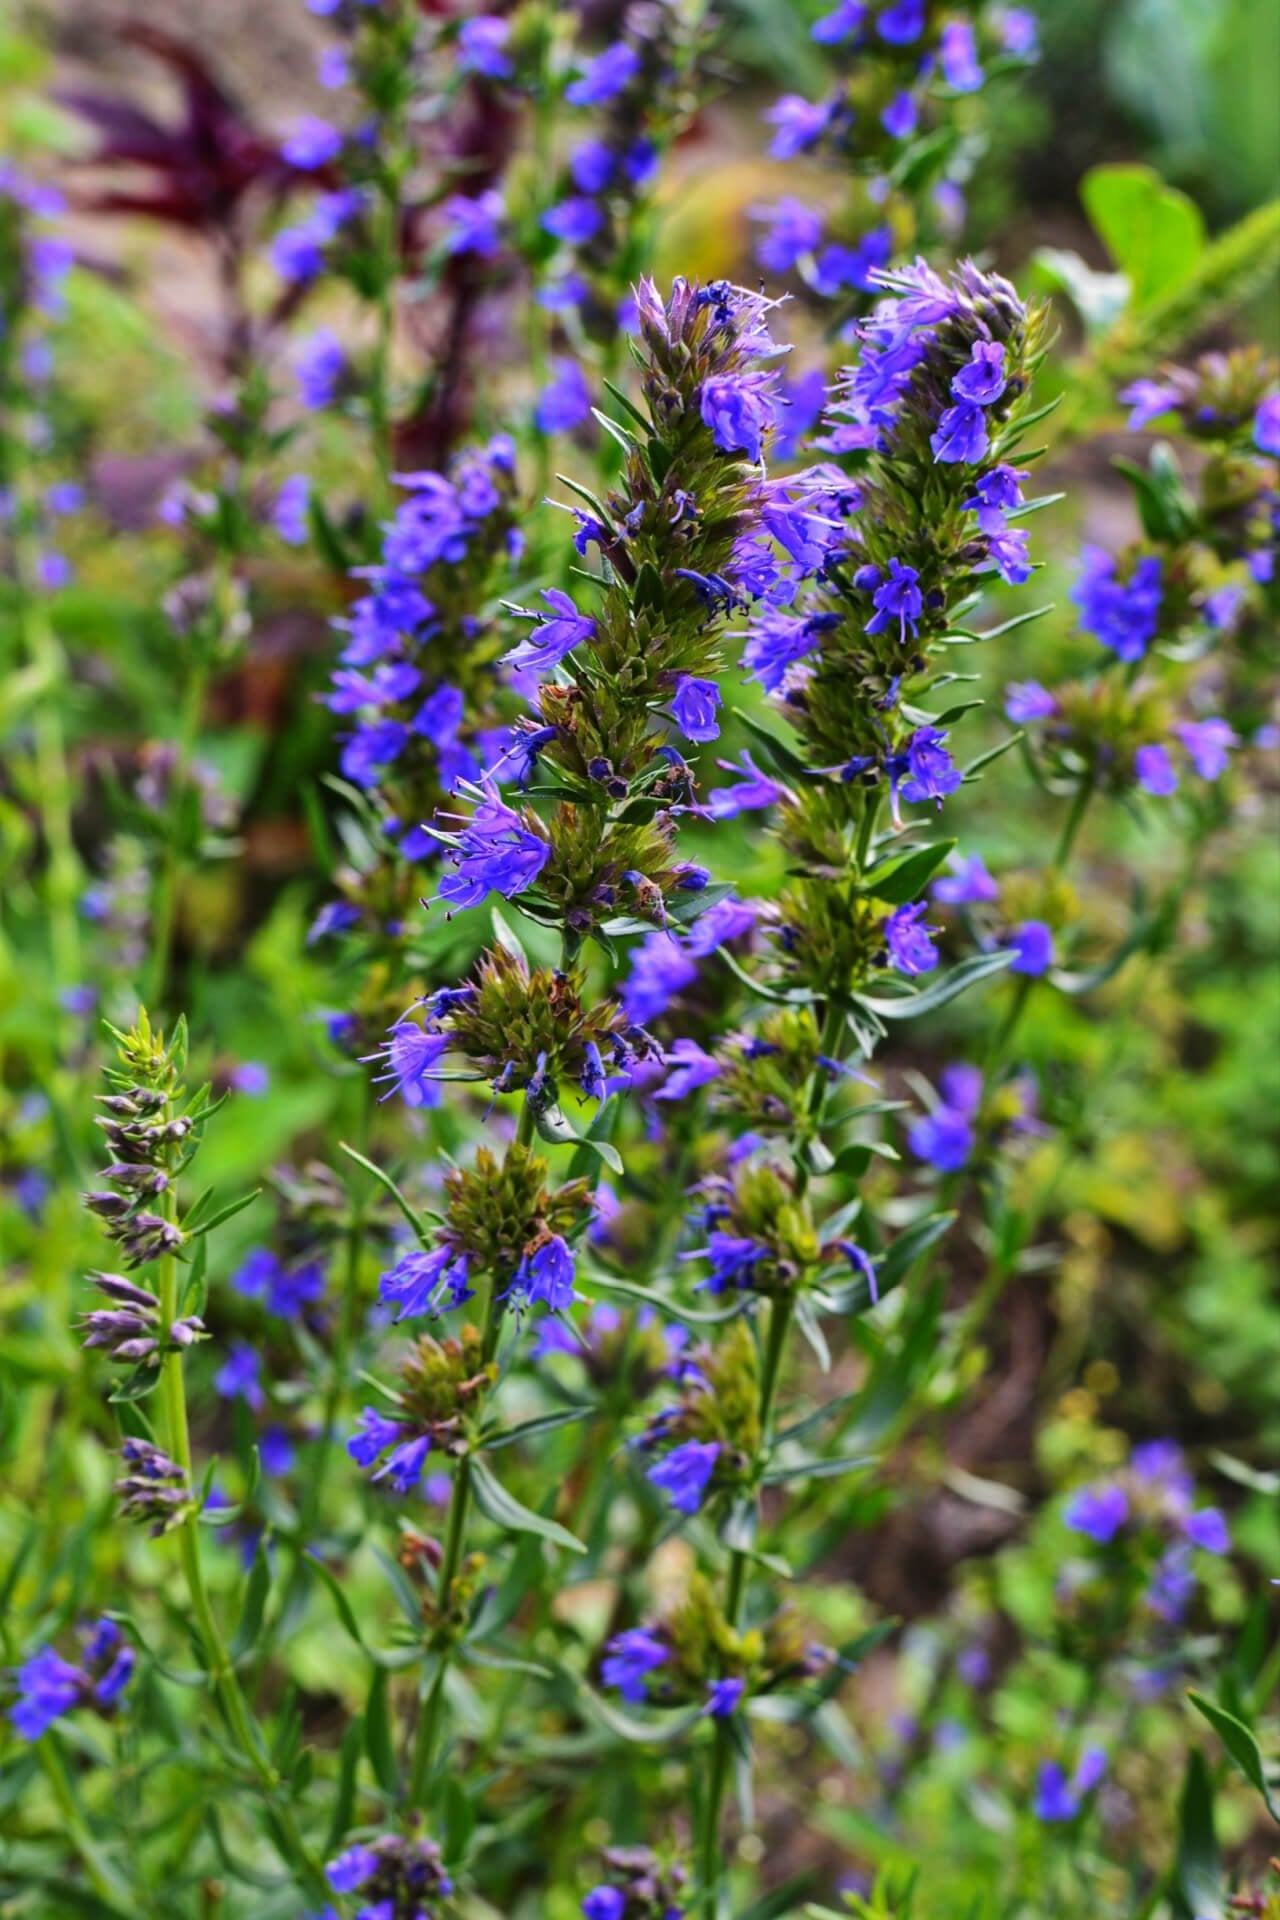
[38,1735,132,1911]
[406,1098,534,1808]
[155,1120,325,1898]
[1054,770,1095,869]
[145,650,211,1012]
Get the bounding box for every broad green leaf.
[1081,164,1205,310]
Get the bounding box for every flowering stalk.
[617,259,1052,1909]
[754,0,1039,336]
[349,276,794,1822]
[83,1011,326,1902]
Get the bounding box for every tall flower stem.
[144,646,211,1013]
[405,1096,534,1809]
[153,1111,325,1900]
[37,1734,133,1911]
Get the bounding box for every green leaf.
[535,1104,623,1175]
[324,1715,363,1855]
[730,707,808,782]
[859,950,1014,1020]
[365,1668,399,1796]
[591,407,637,457]
[1172,1749,1219,1920]
[761,1451,876,1486]
[489,904,528,964]
[339,1141,434,1246]
[1081,164,1205,311]
[589,1271,746,1327]
[182,1187,260,1242]
[230,1540,272,1661]
[469,1458,587,1554]
[859,841,956,907]
[481,1404,594,1450]
[1187,1692,1280,1821]
[1113,444,1198,544]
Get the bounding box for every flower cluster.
[8,1618,135,1741]
[538,0,709,359]
[325,1831,453,1920]
[734,259,1049,1001]
[314,435,523,948]
[601,1570,824,1715]
[756,2,1038,317]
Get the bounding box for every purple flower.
[764,95,830,159]
[273,474,310,546]
[570,139,615,194]
[754,196,822,276]
[340,718,408,788]
[964,462,1027,532]
[326,1845,379,1894]
[519,1236,577,1313]
[621,932,697,1024]
[458,14,512,81]
[379,1245,473,1319]
[214,1341,264,1411]
[704,1676,745,1718]
[282,116,342,170]
[543,197,603,245]
[348,1407,406,1470]
[566,41,640,106]
[441,189,504,259]
[1135,743,1178,796]
[1006,919,1054,976]
[884,903,938,976]
[997,7,1039,56]
[317,45,349,88]
[939,20,983,91]
[1073,548,1163,662]
[376,1433,433,1493]
[812,0,866,40]
[1033,1760,1078,1823]
[1253,391,1280,456]
[9,1646,82,1740]
[583,1892,626,1920]
[744,608,829,691]
[601,1627,668,1703]
[876,0,924,42]
[684,895,757,957]
[985,525,1033,585]
[1064,1483,1128,1543]
[865,558,924,642]
[648,1439,719,1514]
[230,1062,269,1096]
[705,750,787,819]
[1178,719,1236,780]
[881,92,918,139]
[931,401,990,464]
[772,368,829,461]
[535,358,593,434]
[436,785,550,911]
[933,853,998,905]
[898,726,962,809]
[365,1021,448,1107]
[1183,1507,1229,1554]
[295,327,346,409]
[503,588,595,673]
[671,675,722,743]
[908,1107,974,1173]
[656,1039,722,1102]
[700,375,773,464]
[1005,681,1056,724]
[1119,378,1182,431]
